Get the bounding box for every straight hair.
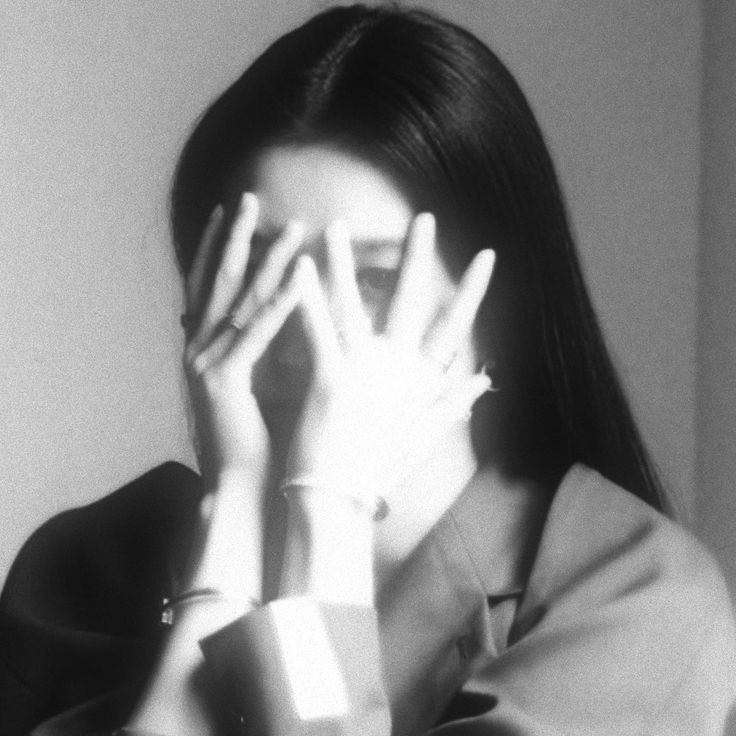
[171,4,668,512]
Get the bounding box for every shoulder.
[531,464,731,611]
[4,461,203,579]
[510,464,736,729]
[1,462,203,632]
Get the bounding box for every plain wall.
[1,1,702,586]
[696,0,736,602]
[698,6,736,730]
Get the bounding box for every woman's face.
[243,144,462,432]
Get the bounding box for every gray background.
[1,0,734,637]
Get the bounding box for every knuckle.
[252,293,281,322]
[263,291,282,312]
[187,352,211,378]
[201,368,227,394]
[216,265,239,286]
[253,285,271,308]
[193,362,235,398]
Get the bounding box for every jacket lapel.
[376,467,550,735]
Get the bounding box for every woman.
[1,4,734,735]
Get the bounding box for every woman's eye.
[356,267,399,295]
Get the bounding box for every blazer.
[1,461,735,735]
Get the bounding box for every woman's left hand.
[286,213,495,518]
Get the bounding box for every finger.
[194,266,301,378]
[229,220,305,325]
[296,255,342,376]
[325,220,371,351]
[385,213,437,346]
[226,270,302,376]
[385,372,491,484]
[421,372,492,447]
[185,204,224,318]
[197,192,259,341]
[423,249,495,363]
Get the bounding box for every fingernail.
[237,193,259,234]
[477,249,496,270]
[414,212,436,239]
[240,191,258,213]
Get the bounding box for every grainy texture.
[0,1,702,585]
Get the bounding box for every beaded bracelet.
[160,587,261,626]
[280,475,389,522]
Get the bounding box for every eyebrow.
[251,231,404,255]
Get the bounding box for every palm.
[286,215,494,511]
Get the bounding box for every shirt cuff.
[199,597,391,736]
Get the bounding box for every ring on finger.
[226,311,247,331]
[228,290,286,333]
[426,350,458,373]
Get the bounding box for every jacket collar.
[444,464,551,597]
[376,464,551,735]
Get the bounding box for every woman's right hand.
[179,193,304,597]
[183,193,303,491]
[126,194,306,736]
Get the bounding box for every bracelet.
[160,587,261,626]
[280,475,389,522]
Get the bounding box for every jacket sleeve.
[0,463,203,736]
[200,598,391,736]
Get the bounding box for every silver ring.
[227,312,246,331]
[427,351,457,373]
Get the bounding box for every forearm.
[185,469,264,599]
[127,485,380,736]
[200,488,387,736]
[125,472,263,736]
[190,488,385,736]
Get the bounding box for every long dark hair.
[170,4,668,512]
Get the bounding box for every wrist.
[280,473,389,522]
[161,587,260,629]
[285,485,373,530]
[184,475,264,601]
[210,466,268,497]
[280,490,374,605]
